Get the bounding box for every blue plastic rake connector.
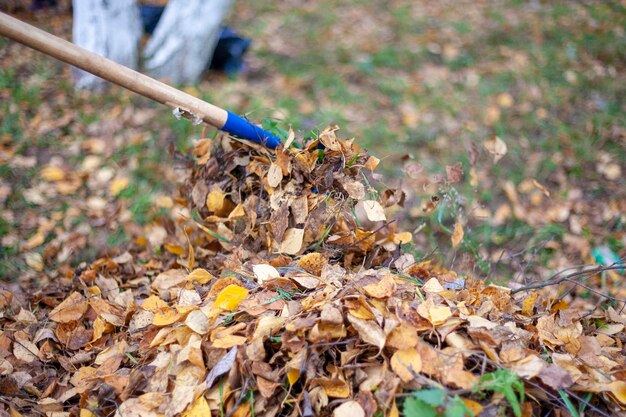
[221,111,282,149]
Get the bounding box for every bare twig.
[350,219,397,247]
[511,264,625,295]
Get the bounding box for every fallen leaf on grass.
[40,165,65,182]
[451,221,464,248]
[483,135,507,163]
[109,177,129,195]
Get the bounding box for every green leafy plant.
[403,388,473,417]
[474,369,525,417]
[261,118,289,141]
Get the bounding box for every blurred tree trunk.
[72,0,141,90]
[143,0,232,85]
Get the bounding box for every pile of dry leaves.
[1,129,625,417]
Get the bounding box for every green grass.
[2,1,624,279]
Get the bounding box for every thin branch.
[511,264,625,295]
[350,219,397,247]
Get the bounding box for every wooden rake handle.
[0,11,281,148]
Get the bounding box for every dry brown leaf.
[185,310,211,334]
[313,377,350,398]
[347,314,385,350]
[253,264,280,284]
[279,228,304,255]
[422,278,444,293]
[446,162,463,184]
[49,292,88,323]
[297,252,327,275]
[332,400,364,417]
[283,127,295,150]
[319,126,341,151]
[267,163,283,188]
[359,200,386,222]
[386,323,418,350]
[362,273,397,298]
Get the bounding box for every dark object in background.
[32,0,57,10]
[208,26,251,76]
[139,5,251,76]
[139,5,164,34]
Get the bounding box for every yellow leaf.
[463,399,483,415]
[214,285,249,311]
[164,243,186,256]
[315,377,350,398]
[155,195,174,208]
[522,292,538,317]
[297,252,327,276]
[451,221,464,248]
[386,323,418,350]
[80,409,96,417]
[10,408,25,417]
[609,381,626,404]
[388,401,399,417]
[429,306,452,326]
[213,334,247,349]
[109,177,129,195]
[183,396,211,417]
[364,156,380,171]
[207,189,226,212]
[152,308,182,326]
[228,203,246,219]
[186,269,213,284]
[91,317,106,342]
[391,348,422,382]
[417,298,452,326]
[140,295,168,312]
[40,165,64,182]
[422,278,444,293]
[392,231,412,245]
[287,368,300,385]
[26,232,45,249]
[232,402,250,417]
